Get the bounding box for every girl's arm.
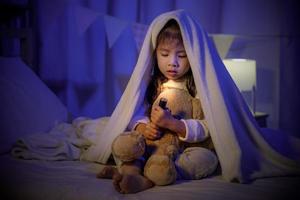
[166,118,186,138]
[135,122,162,140]
[151,106,186,138]
[128,106,162,140]
[151,105,209,142]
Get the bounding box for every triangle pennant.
[74,5,101,36]
[131,23,148,51]
[104,15,128,48]
[211,34,235,59]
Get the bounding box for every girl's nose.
[168,55,178,67]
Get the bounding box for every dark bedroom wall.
[221,0,299,137]
[221,0,282,129]
[279,0,300,138]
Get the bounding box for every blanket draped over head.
[82,10,300,183]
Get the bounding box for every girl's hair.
[145,19,196,113]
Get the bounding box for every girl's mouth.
[167,70,177,76]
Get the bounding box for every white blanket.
[12,117,109,161]
[82,10,300,183]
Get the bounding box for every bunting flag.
[73,5,101,36]
[211,34,235,59]
[104,15,129,48]
[70,4,235,54]
[131,23,149,51]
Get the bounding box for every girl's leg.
[175,147,218,180]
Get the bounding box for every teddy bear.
[111,82,204,186]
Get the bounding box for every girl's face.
[156,40,190,81]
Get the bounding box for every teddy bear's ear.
[192,98,204,120]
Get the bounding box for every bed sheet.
[1,154,299,200]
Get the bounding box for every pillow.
[0,57,69,154]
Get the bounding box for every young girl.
[97,19,218,194]
[84,9,300,194]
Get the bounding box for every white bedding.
[1,154,299,200]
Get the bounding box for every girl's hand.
[151,105,174,129]
[136,122,161,140]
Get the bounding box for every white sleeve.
[178,119,209,143]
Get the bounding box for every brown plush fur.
[112,86,212,185]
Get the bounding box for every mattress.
[1,154,299,200]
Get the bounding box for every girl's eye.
[178,54,187,58]
[161,54,168,57]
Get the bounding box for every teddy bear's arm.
[192,98,204,120]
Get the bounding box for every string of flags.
[55,3,235,58]
[73,5,151,52]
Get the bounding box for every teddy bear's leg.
[144,155,177,186]
[157,132,180,160]
[112,131,146,162]
[175,147,218,180]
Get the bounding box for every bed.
[1,57,300,200]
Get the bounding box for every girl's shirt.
[128,80,209,143]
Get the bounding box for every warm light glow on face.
[156,41,190,81]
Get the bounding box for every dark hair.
[145,19,196,114]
